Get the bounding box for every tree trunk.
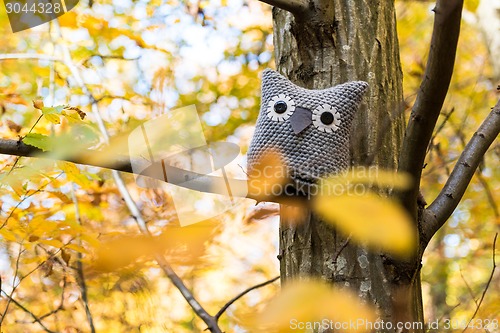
[273,1,423,331]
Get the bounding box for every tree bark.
[273,1,421,331]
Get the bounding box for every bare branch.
[0,245,24,327]
[0,139,133,172]
[462,233,497,333]
[214,276,280,322]
[154,256,222,332]
[398,0,464,218]
[38,276,66,321]
[424,101,500,242]
[0,292,57,333]
[257,0,308,17]
[71,187,96,333]
[0,138,308,205]
[0,53,63,62]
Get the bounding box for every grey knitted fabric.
[247,69,368,191]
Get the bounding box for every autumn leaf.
[65,243,88,254]
[61,249,71,265]
[243,279,376,333]
[247,148,288,201]
[39,238,64,248]
[59,162,93,187]
[314,190,416,256]
[0,228,18,242]
[28,235,40,242]
[22,133,54,151]
[326,167,412,192]
[0,87,28,106]
[5,120,22,133]
[62,106,86,120]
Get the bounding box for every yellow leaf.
[247,148,288,201]
[65,243,89,254]
[325,167,412,192]
[23,256,42,264]
[0,228,17,242]
[44,113,61,124]
[61,249,71,265]
[80,233,100,248]
[39,238,64,248]
[29,235,40,242]
[59,162,92,187]
[244,279,376,333]
[314,191,416,256]
[91,235,158,272]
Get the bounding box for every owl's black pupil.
[320,112,334,125]
[274,101,288,114]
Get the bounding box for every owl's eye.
[267,94,295,122]
[312,104,341,132]
[274,101,288,114]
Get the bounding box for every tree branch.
[0,53,63,62]
[423,101,500,243]
[154,255,222,332]
[257,0,308,17]
[0,138,308,205]
[0,138,134,172]
[398,0,464,219]
[214,276,279,322]
[0,292,57,333]
[71,187,96,333]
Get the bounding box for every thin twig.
[459,269,478,306]
[0,53,63,62]
[462,233,497,333]
[38,276,66,321]
[71,186,96,333]
[0,292,57,333]
[0,244,24,326]
[428,107,456,155]
[214,276,280,322]
[0,172,64,230]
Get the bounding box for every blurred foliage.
[0,0,497,332]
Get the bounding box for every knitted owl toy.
[247,69,368,194]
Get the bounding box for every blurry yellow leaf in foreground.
[90,223,216,273]
[248,148,288,201]
[314,190,416,256]
[244,279,375,333]
[326,167,412,191]
[0,228,18,242]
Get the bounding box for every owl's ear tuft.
[336,81,369,103]
[262,69,294,87]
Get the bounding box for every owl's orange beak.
[289,106,312,134]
